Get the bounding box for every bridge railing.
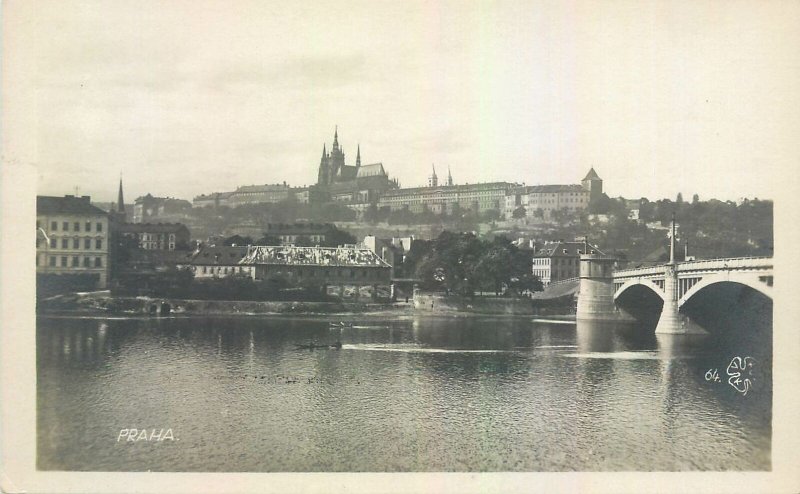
[614,256,772,279]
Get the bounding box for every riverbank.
[38,293,412,316]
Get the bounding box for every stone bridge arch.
[613,278,667,303]
[678,272,773,308]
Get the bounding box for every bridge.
[576,219,773,333]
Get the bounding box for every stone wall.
[413,291,534,315]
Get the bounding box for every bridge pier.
[654,264,706,335]
[576,253,618,320]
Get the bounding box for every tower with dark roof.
[581,168,603,203]
[447,166,453,186]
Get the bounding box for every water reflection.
[36,314,771,472]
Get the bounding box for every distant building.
[180,244,392,300]
[180,246,254,279]
[315,128,398,210]
[378,182,512,214]
[363,234,414,278]
[505,169,601,220]
[134,194,192,223]
[36,195,110,289]
[262,223,331,245]
[116,223,191,251]
[192,184,291,208]
[532,240,605,286]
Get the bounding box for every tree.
[222,234,253,246]
[676,192,684,204]
[323,226,357,247]
[512,206,527,219]
[692,193,700,204]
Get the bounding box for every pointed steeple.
[447,165,453,186]
[356,144,361,168]
[117,176,125,213]
[332,126,339,149]
[321,143,327,158]
[428,164,438,187]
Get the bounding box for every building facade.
[36,195,110,289]
[262,223,331,245]
[180,244,392,300]
[192,184,291,208]
[505,168,602,220]
[378,182,512,214]
[116,223,191,251]
[133,194,192,223]
[532,240,605,286]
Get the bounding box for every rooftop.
[117,222,189,233]
[37,195,108,216]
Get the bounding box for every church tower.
[356,144,361,169]
[428,164,438,187]
[581,168,603,203]
[116,177,125,213]
[329,126,345,180]
[317,143,329,185]
[447,166,453,186]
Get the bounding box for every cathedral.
[317,127,361,186]
[314,128,398,208]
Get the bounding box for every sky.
[5,0,798,203]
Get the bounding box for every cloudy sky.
[6,0,798,202]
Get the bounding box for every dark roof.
[535,241,605,258]
[583,168,601,181]
[117,223,189,234]
[37,195,108,216]
[523,184,586,194]
[185,246,249,266]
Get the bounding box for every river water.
[37,312,771,471]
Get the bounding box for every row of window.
[39,256,103,268]
[38,220,104,233]
[38,238,103,250]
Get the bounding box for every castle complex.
[190,127,603,220]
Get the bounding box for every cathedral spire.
[333,126,339,149]
[428,164,438,188]
[447,165,453,186]
[321,143,327,158]
[356,144,361,168]
[117,176,125,213]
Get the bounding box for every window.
[61,256,67,267]
[85,238,91,249]
[72,256,79,267]
[94,257,102,267]
[50,238,57,248]
[74,222,80,231]
[96,239,102,249]
[86,221,91,232]
[73,238,80,249]
[83,257,90,267]
[61,239,68,249]
[51,221,58,231]
[62,221,69,231]
[49,257,56,267]
[96,222,103,232]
